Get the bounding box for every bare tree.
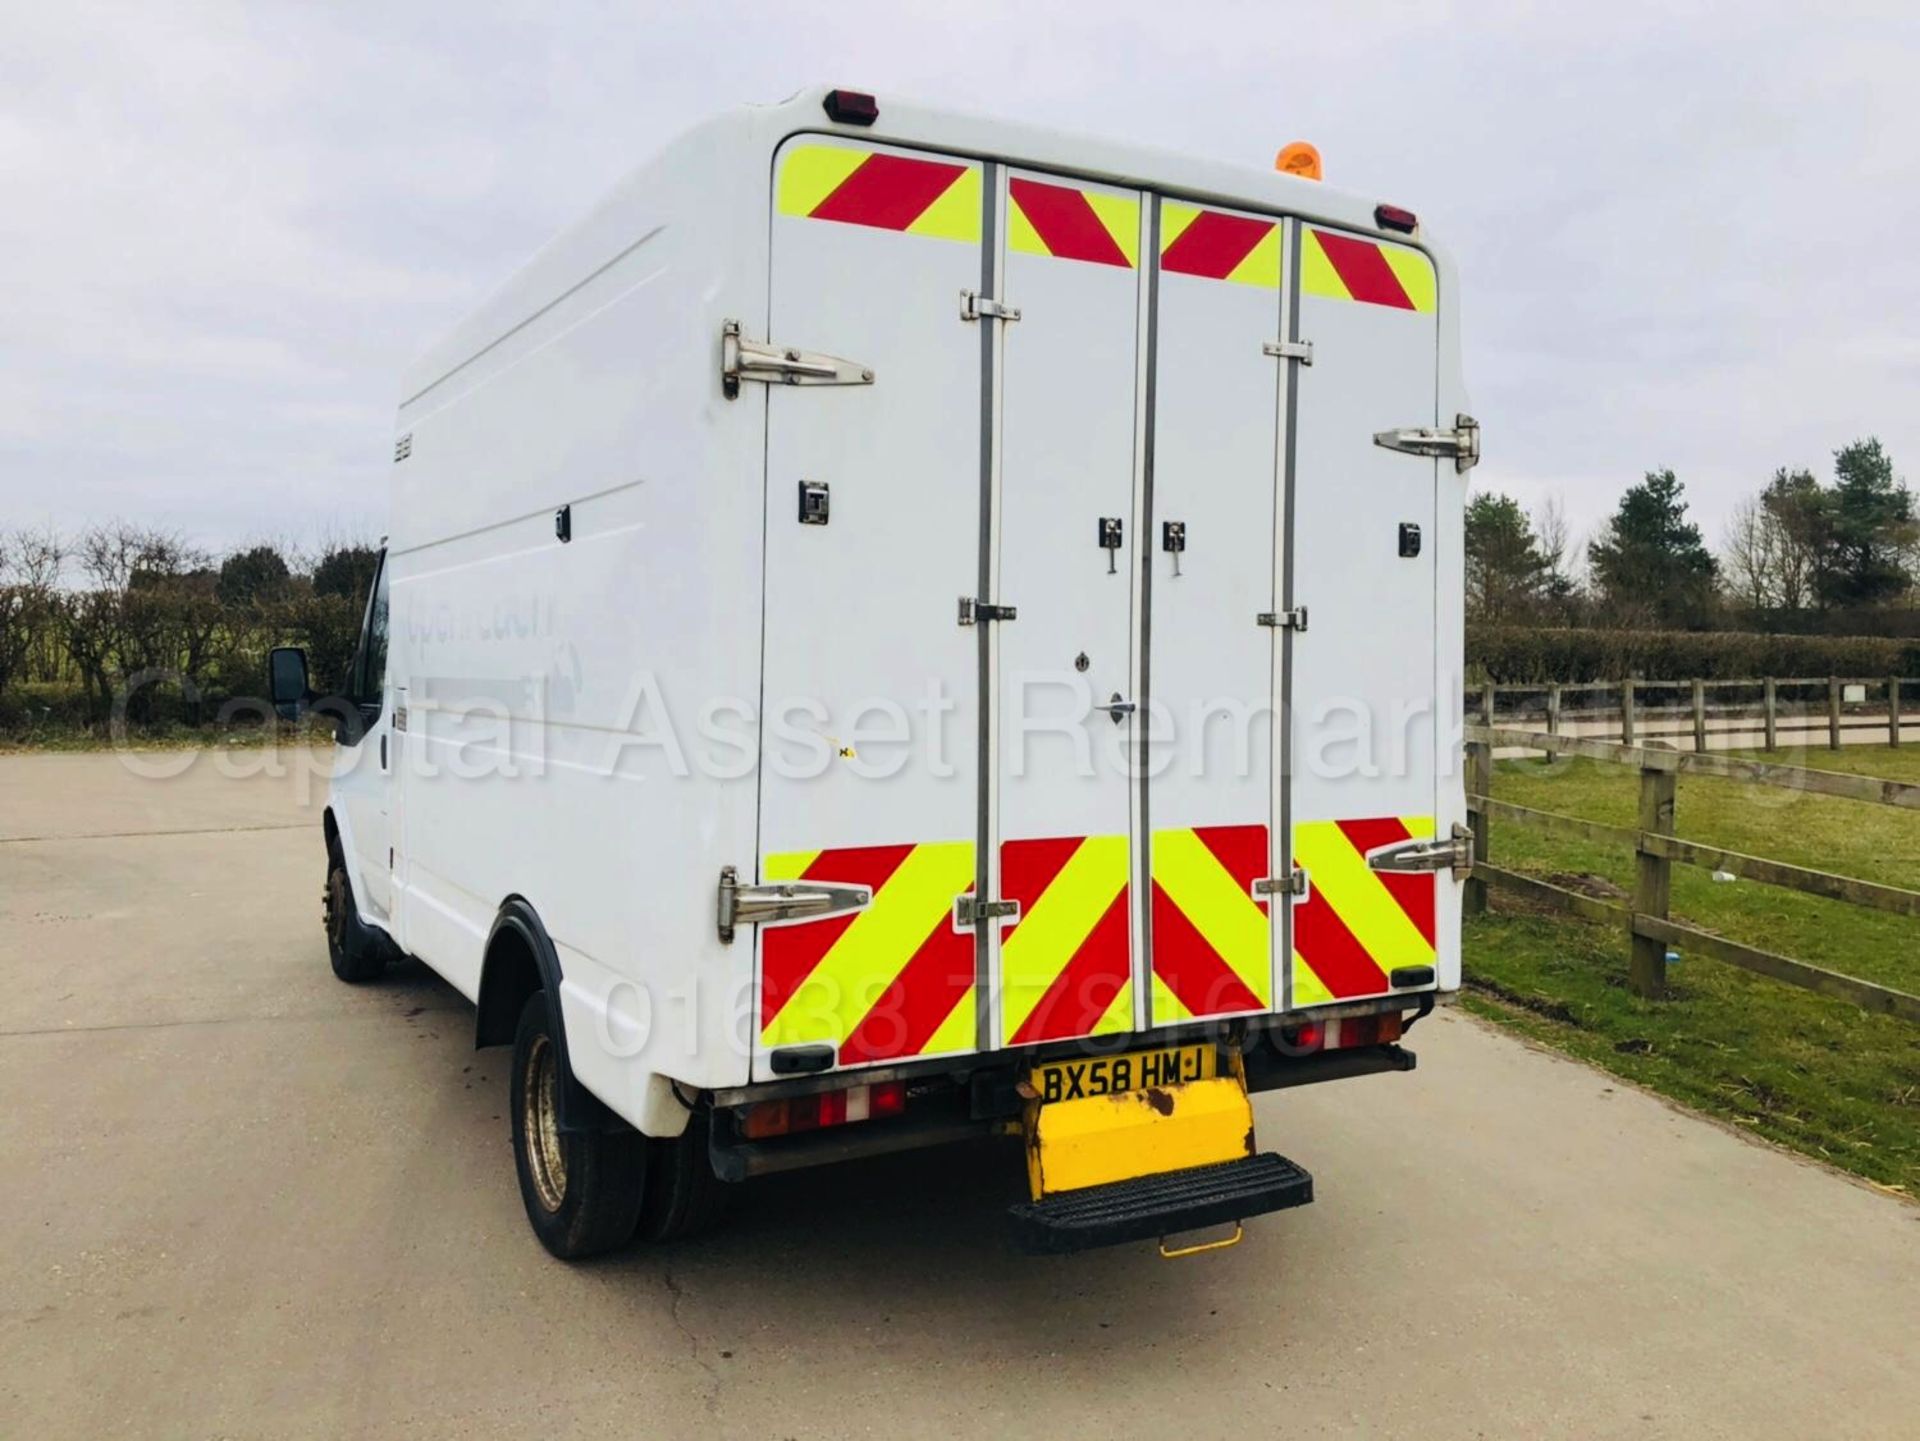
[60,524,218,724]
[1532,495,1581,613]
[1721,496,1781,616]
[0,528,63,703]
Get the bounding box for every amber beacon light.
[1274,141,1322,180]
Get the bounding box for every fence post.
[1763,676,1777,752]
[1546,682,1562,759]
[1692,678,1707,753]
[1482,681,1496,730]
[1464,739,1491,918]
[1828,676,1842,750]
[1630,763,1675,998]
[1891,676,1902,749]
[1621,676,1636,746]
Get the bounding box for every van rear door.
[754,136,986,1074]
[1285,224,1442,1009]
[1142,200,1287,1027]
[989,170,1146,1050]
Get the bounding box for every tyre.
[509,992,647,1259]
[637,1111,733,1243]
[324,852,387,983]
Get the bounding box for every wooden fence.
[1470,676,1912,752]
[1462,725,1920,1024]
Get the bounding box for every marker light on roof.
[1274,141,1322,181]
[823,89,878,127]
[1374,204,1418,234]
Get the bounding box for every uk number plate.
[1031,1043,1216,1104]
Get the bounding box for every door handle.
[1095,693,1136,725]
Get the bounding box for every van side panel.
[390,115,777,1121]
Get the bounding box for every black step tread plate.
[1008,1152,1313,1255]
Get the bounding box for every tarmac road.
[2,749,1915,1440]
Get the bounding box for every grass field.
[1465,742,1920,1195]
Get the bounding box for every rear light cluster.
[741,1080,906,1140]
[1281,1011,1403,1053]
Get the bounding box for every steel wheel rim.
[522,1032,568,1212]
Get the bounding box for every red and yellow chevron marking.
[1008,177,1139,268]
[1150,824,1273,1022]
[776,144,981,242]
[760,840,976,1065]
[999,834,1132,1044]
[1291,816,1437,1005]
[1159,204,1282,288]
[1302,228,1436,312]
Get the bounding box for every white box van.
[272,86,1476,1259]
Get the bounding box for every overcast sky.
[4,1,1917,565]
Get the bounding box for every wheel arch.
[478,897,624,1134]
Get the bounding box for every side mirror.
[268,646,312,720]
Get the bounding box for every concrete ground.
[2,749,1915,1440]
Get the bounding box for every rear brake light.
[1280,1021,1324,1052]
[1278,1012,1406,1055]
[1374,203,1418,234]
[741,1080,906,1139]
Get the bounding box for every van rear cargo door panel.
[990,170,1148,1049]
[1144,200,1286,1024]
[1285,224,1442,1007]
[756,137,987,1074]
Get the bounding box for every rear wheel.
[324,852,386,983]
[510,992,647,1259]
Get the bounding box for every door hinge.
[1366,822,1475,882]
[1262,339,1314,366]
[716,865,871,944]
[1253,868,1309,898]
[958,596,1018,625]
[721,319,875,399]
[1373,413,1480,473]
[954,895,1019,928]
[1257,606,1308,632]
[960,291,1021,323]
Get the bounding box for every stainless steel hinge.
[960,291,1021,323]
[955,895,1019,928]
[1262,339,1314,366]
[1253,868,1308,898]
[1366,822,1475,882]
[721,320,874,399]
[1257,606,1308,632]
[958,596,1018,625]
[1373,413,1480,473]
[716,865,871,944]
